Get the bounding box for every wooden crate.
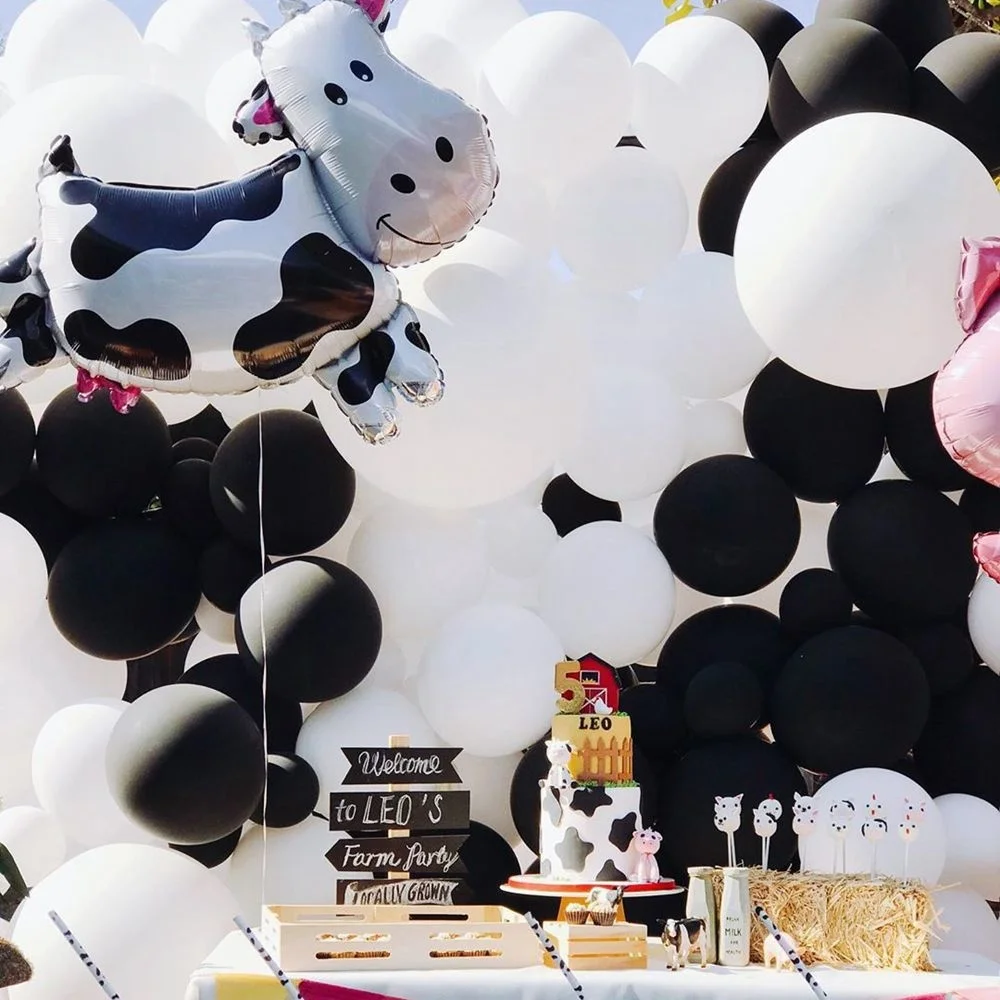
[542,920,648,971]
[259,904,540,972]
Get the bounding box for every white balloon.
[931,887,1000,962]
[558,364,688,502]
[0,807,66,885]
[685,400,747,465]
[936,793,1000,902]
[32,702,158,848]
[296,687,439,795]
[0,618,125,805]
[315,230,568,510]
[146,390,210,425]
[455,750,520,843]
[185,629,237,668]
[479,13,632,181]
[0,515,47,648]
[638,252,770,400]
[539,522,675,667]
[968,575,1000,675]
[4,0,147,100]
[215,381,316,427]
[0,82,12,117]
[195,595,236,646]
[349,506,488,640]
[551,146,687,294]
[0,76,236,251]
[12,844,236,1000]
[632,18,768,174]
[482,503,558,579]
[734,113,1000,390]
[387,32,477,105]
[800,768,947,885]
[396,0,527,61]
[417,604,563,756]
[17,366,75,425]
[144,0,264,109]
[479,168,553,252]
[204,51,279,171]
[357,637,408,692]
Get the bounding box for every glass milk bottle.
[686,867,718,964]
[718,867,751,967]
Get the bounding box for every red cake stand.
[502,873,684,921]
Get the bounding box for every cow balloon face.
[252,0,498,267]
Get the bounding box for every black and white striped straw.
[524,912,585,1000]
[49,910,122,1000]
[753,905,827,1000]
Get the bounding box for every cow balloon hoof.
[382,308,445,407]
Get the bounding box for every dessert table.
[188,931,1000,1000]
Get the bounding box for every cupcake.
[589,905,616,926]
[565,904,589,925]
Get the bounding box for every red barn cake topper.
[555,655,620,715]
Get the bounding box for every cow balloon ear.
[242,18,273,57]
[278,0,311,20]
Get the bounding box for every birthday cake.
[538,657,658,883]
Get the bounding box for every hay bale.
[708,868,937,971]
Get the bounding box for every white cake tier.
[538,783,643,882]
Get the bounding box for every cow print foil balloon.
[0,0,498,445]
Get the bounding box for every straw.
[524,912,584,1000]
[48,910,121,1000]
[753,905,827,1000]
[233,915,302,1000]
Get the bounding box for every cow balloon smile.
[0,0,498,444]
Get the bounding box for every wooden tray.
[259,904,540,972]
[542,919,648,971]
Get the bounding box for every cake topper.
[860,795,888,878]
[629,828,663,882]
[827,800,855,875]
[541,740,577,793]
[791,793,818,872]
[555,656,620,715]
[713,794,743,868]
[753,796,781,872]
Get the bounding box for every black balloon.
[960,480,1000,535]
[915,667,1000,807]
[779,568,854,642]
[161,458,221,548]
[179,653,303,753]
[171,828,242,869]
[769,19,910,142]
[542,474,621,537]
[510,739,658,855]
[698,141,781,256]
[708,0,804,69]
[236,558,382,703]
[36,388,173,518]
[48,518,200,660]
[658,605,791,705]
[897,622,977,698]
[913,33,1000,172]
[656,738,806,874]
[828,480,976,624]
[619,683,686,761]
[0,390,35,499]
[459,821,521,907]
[210,410,355,556]
[770,626,930,774]
[169,405,230,446]
[654,456,801,597]
[200,537,269,615]
[250,754,320,828]
[171,437,218,463]
[684,662,763,737]
[106,684,265,844]
[744,360,885,502]
[816,0,954,68]
[885,376,980,492]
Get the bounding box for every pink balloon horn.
[974,533,1000,584]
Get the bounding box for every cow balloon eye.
[350,60,373,82]
[435,137,454,162]
[325,83,348,105]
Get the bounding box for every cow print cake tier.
[538,657,663,884]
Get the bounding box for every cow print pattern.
[61,153,303,281]
[594,860,627,882]
[234,232,376,381]
[2,295,59,368]
[570,786,612,818]
[336,329,393,405]
[0,241,34,285]
[608,812,639,854]
[539,857,552,878]
[63,310,192,381]
[553,828,594,874]
[540,786,564,829]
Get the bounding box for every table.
[188,931,1000,1000]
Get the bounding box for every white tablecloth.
[189,932,1000,1000]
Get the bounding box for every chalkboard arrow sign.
[340,747,462,786]
[326,834,468,875]
[336,878,473,906]
[329,790,470,832]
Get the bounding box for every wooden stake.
[388,735,409,882]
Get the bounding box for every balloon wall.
[1,0,1000,993]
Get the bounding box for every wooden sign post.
[329,738,470,906]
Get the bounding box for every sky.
[5,0,819,57]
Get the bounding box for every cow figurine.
[0,0,498,444]
[539,740,575,793]
[661,918,707,971]
[791,792,818,837]
[629,828,662,883]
